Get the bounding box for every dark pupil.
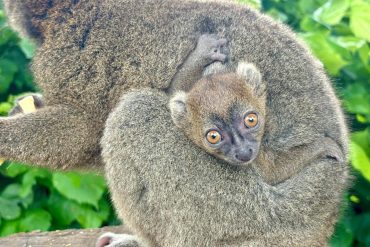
[211,134,217,139]
[248,117,254,122]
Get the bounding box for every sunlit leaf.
[301,32,348,75]
[313,0,350,25]
[350,141,370,181]
[53,172,105,208]
[19,39,36,59]
[330,36,367,53]
[350,0,370,42]
[1,162,29,178]
[238,0,261,9]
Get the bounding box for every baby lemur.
[169,38,342,184]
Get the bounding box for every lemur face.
[201,106,264,165]
[170,67,266,167]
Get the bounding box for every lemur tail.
[4,0,79,43]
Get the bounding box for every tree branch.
[0,226,129,247]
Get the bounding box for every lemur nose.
[235,148,253,162]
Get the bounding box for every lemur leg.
[8,93,44,116]
[0,106,102,170]
[96,233,142,247]
[257,137,344,185]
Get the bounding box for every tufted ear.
[237,62,265,96]
[169,91,188,128]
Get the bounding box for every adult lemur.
[3,0,349,246]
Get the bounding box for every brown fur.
[2,0,350,246]
[185,72,265,146]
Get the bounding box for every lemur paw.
[96,233,141,247]
[8,94,44,116]
[197,34,228,64]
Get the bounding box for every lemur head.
[170,62,266,165]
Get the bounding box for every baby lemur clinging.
[169,38,342,184]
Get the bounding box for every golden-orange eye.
[244,113,258,128]
[206,130,222,144]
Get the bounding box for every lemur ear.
[237,62,266,96]
[169,91,188,128]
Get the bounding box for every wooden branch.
[0,226,130,247]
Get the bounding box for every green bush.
[0,0,369,245]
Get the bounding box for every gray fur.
[102,90,349,246]
[167,34,227,94]
[2,0,349,245]
[2,0,348,170]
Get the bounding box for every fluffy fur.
[102,89,348,246]
[2,0,349,245]
[2,0,348,170]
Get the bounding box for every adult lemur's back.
[3,0,347,171]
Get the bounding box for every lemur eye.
[244,113,258,128]
[206,130,222,144]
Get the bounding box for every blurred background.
[0,0,369,246]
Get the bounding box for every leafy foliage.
[0,0,369,245]
[261,0,370,246]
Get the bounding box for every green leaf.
[19,209,51,232]
[350,0,370,42]
[238,0,261,9]
[1,184,21,199]
[266,9,289,22]
[330,221,354,247]
[0,198,21,220]
[300,17,325,32]
[0,102,12,115]
[299,0,324,14]
[47,190,78,227]
[0,59,18,93]
[19,39,36,59]
[350,141,370,181]
[97,197,111,221]
[352,129,370,157]
[2,162,29,178]
[52,172,106,208]
[0,28,19,46]
[0,220,20,237]
[342,84,370,115]
[313,0,350,26]
[72,204,105,228]
[301,32,348,75]
[350,213,370,244]
[330,36,367,53]
[20,169,49,198]
[358,43,369,68]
